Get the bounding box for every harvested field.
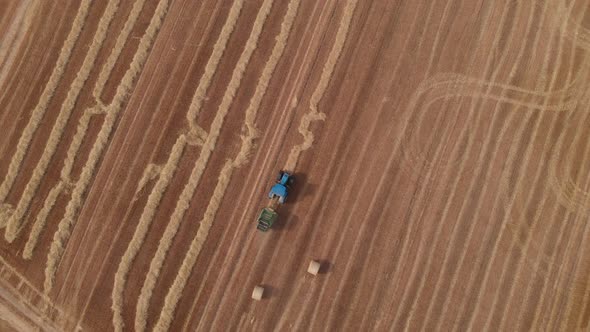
[1,0,590,331]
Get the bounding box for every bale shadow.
[259,284,275,300]
[316,259,332,274]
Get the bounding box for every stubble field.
[0,0,590,331]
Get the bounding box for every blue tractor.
[269,171,294,204]
[256,171,294,231]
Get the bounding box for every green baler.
[256,207,278,231]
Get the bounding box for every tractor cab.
[268,171,294,204]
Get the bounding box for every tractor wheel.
[277,171,284,182]
[287,176,295,186]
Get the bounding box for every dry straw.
[111,0,245,330]
[24,0,150,259]
[0,0,92,218]
[4,0,121,242]
[135,0,275,329]
[44,0,171,293]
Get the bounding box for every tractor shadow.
[285,172,315,203]
[271,173,315,232]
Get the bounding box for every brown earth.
[1,0,590,331]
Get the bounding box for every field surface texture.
[1,0,590,331]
